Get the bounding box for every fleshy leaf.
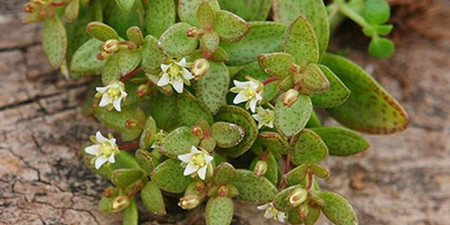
[211,47,229,62]
[321,53,408,134]
[159,22,198,57]
[301,63,330,93]
[362,0,390,25]
[177,92,214,127]
[218,0,271,21]
[118,50,141,76]
[304,205,321,225]
[214,10,250,42]
[178,0,220,27]
[94,107,145,141]
[285,164,309,186]
[86,22,119,41]
[99,196,113,213]
[197,2,216,27]
[115,0,135,12]
[215,106,258,157]
[111,168,144,188]
[311,126,370,156]
[206,197,234,225]
[126,26,145,46]
[274,94,312,137]
[140,35,166,73]
[139,116,157,150]
[231,169,277,202]
[258,132,290,154]
[310,65,351,108]
[42,16,67,68]
[309,164,330,179]
[201,32,220,53]
[258,52,295,78]
[273,184,300,211]
[160,126,201,158]
[220,22,287,66]
[145,0,176,37]
[101,54,121,83]
[65,0,79,23]
[369,37,395,58]
[151,159,193,193]
[113,151,141,170]
[319,192,358,225]
[283,16,320,64]
[123,198,138,225]
[290,129,328,165]
[70,38,104,75]
[211,122,245,148]
[135,149,155,174]
[103,0,142,38]
[141,181,166,215]
[250,152,278,185]
[213,162,236,184]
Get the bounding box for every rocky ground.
[0,1,449,224]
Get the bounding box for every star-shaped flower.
[157,58,194,93]
[84,131,120,169]
[177,146,213,180]
[230,76,263,113]
[96,81,127,112]
[252,107,275,129]
[257,202,286,223]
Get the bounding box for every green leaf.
[126,26,145,46]
[177,92,214,127]
[273,184,300,211]
[70,38,104,75]
[300,63,330,93]
[140,35,166,73]
[200,32,220,53]
[115,0,135,12]
[141,181,166,215]
[220,22,287,66]
[178,0,220,27]
[135,149,155,174]
[101,54,121,83]
[94,107,145,141]
[159,22,199,57]
[250,152,279,185]
[369,37,395,58]
[218,0,271,21]
[211,47,229,62]
[193,62,230,114]
[99,196,113,213]
[283,16,320,64]
[309,164,330,179]
[151,159,193,193]
[304,205,321,225]
[258,52,294,78]
[290,129,328,165]
[65,0,79,23]
[231,169,277,203]
[319,192,358,225]
[211,122,245,148]
[274,94,312,137]
[86,22,119,41]
[213,162,236,184]
[160,127,201,158]
[111,168,144,188]
[258,132,290,154]
[321,53,408,134]
[272,0,329,58]
[285,164,309,186]
[42,16,67,68]
[363,0,390,25]
[214,10,250,42]
[310,65,351,108]
[118,51,141,76]
[311,127,369,156]
[306,110,322,128]
[145,0,176,37]
[375,24,394,35]
[123,198,138,225]
[104,1,142,38]
[215,106,258,157]
[197,2,216,27]
[139,116,157,150]
[206,197,234,225]
[113,151,141,169]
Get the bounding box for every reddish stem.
[199,184,212,200]
[306,170,314,191]
[120,67,143,83]
[51,1,67,7]
[119,141,139,151]
[262,76,279,85]
[294,82,301,91]
[259,149,270,160]
[279,153,291,190]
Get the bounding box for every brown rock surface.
[0,1,449,225]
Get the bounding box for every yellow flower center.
[98,142,118,158]
[243,86,257,99]
[107,87,121,99]
[168,64,183,79]
[191,152,206,168]
[264,206,280,220]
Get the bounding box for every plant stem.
[121,67,143,83]
[305,170,314,191]
[262,76,279,85]
[119,141,139,151]
[335,0,371,29]
[279,153,291,190]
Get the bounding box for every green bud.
[289,188,308,207]
[218,185,228,197]
[178,195,201,210]
[191,126,204,139]
[110,195,130,212]
[137,84,150,97]
[298,203,309,219]
[101,39,120,54]
[282,89,299,107]
[253,160,268,177]
[103,187,118,197]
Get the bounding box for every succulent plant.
[26,0,407,224]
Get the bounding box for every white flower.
[96,81,127,112]
[230,76,263,113]
[157,58,194,93]
[252,107,275,129]
[257,202,286,223]
[177,146,213,180]
[84,131,120,169]
[151,130,166,149]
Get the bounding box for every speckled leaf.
[86,22,119,41]
[321,53,408,134]
[160,127,201,158]
[126,26,144,46]
[194,62,229,114]
[304,204,321,225]
[283,16,319,64]
[211,46,229,62]
[218,0,271,21]
[178,0,220,27]
[309,164,330,178]
[319,192,358,225]
[274,94,312,137]
[145,0,176,37]
[70,38,104,75]
[140,35,166,73]
[118,51,141,76]
[272,0,329,58]
[220,22,286,66]
[214,10,250,42]
[201,32,220,53]
[135,149,155,174]
[285,164,309,186]
[211,122,245,148]
[311,126,369,156]
[151,159,193,193]
[141,181,166,215]
[159,22,198,57]
[111,168,144,188]
[250,152,279,185]
[290,129,328,165]
[258,52,295,78]
[311,65,351,108]
[101,54,121,83]
[213,162,236,184]
[273,184,301,211]
[99,196,113,213]
[231,169,277,202]
[65,0,79,23]
[258,132,290,154]
[123,198,138,225]
[115,0,135,11]
[301,63,329,93]
[42,16,67,68]
[94,107,145,141]
[197,2,216,27]
[103,0,142,38]
[139,116,157,150]
[206,197,233,225]
[113,151,141,170]
[176,92,214,126]
[215,106,258,157]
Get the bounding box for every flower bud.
[102,39,120,54]
[218,185,228,197]
[191,58,210,80]
[125,119,139,129]
[191,126,204,139]
[103,187,117,197]
[288,188,308,207]
[110,195,130,212]
[137,84,150,97]
[186,27,202,37]
[33,0,51,6]
[282,89,299,107]
[254,160,268,177]
[297,204,309,219]
[96,51,110,60]
[24,3,34,13]
[178,195,200,210]
[194,181,206,192]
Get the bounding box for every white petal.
[172,78,184,93]
[267,121,274,128]
[277,212,286,223]
[161,63,171,72]
[95,156,108,169]
[249,98,257,113]
[264,209,274,219]
[96,87,107,93]
[120,89,128,97]
[183,163,198,176]
[178,153,193,163]
[256,92,263,101]
[99,95,112,107]
[197,165,207,180]
[233,92,248,104]
[108,153,116,163]
[176,58,187,67]
[191,146,200,153]
[252,114,262,121]
[182,68,194,80]
[85,145,100,155]
[157,73,170,86]
[257,122,264,129]
[249,80,260,90]
[109,83,120,88]
[109,138,116,147]
[233,80,249,88]
[257,203,270,210]
[113,98,122,112]
[96,131,108,143]
[204,154,213,163]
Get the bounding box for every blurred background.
[0,0,448,224]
